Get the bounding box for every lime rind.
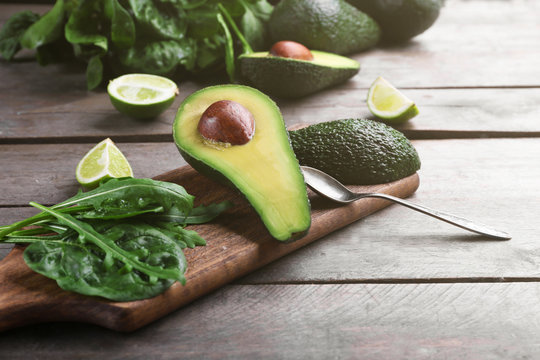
[76,138,133,188]
[367,76,419,123]
[107,74,178,118]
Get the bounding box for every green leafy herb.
[20,0,65,50]
[0,178,232,301]
[0,10,40,60]
[0,0,274,89]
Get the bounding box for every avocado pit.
[269,41,314,61]
[198,100,255,145]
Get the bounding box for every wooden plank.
[241,137,540,282]
[1,282,540,359]
[3,87,540,142]
[1,138,538,282]
[0,142,186,205]
[353,0,540,88]
[0,166,419,331]
[1,0,540,142]
[1,0,539,89]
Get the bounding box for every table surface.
[1,1,539,358]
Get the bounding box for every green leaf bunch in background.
[0,0,273,89]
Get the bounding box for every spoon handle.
[364,193,511,240]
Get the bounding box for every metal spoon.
[301,166,511,240]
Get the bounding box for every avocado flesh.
[346,0,443,42]
[173,85,311,242]
[269,0,380,55]
[240,51,360,98]
[289,119,421,185]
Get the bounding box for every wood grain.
[2,1,540,143]
[2,138,535,283]
[0,166,419,331]
[1,282,540,360]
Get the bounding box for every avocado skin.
[239,52,360,98]
[289,119,421,185]
[269,0,380,55]
[346,0,443,43]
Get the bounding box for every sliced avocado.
[289,119,421,185]
[347,0,443,43]
[269,0,380,55]
[239,50,360,98]
[173,85,311,242]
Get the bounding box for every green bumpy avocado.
[239,51,360,98]
[346,0,444,43]
[289,119,421,185]
[173,85,311,242]
[269,0,380,55]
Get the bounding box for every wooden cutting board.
[0,165,419,332]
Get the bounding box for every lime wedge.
[107,74,179,119]
[367,76,419,123]
[76,138,133,188]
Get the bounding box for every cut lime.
[367,76,419,123]
[76,138,133,188]
[107,73,179,119]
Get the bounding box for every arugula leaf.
[0,177,232,301]
[57,177,194,218]
[216,12,235,82]
[20,0,66,50]
[0,10,40,60]
[30,202,184,282]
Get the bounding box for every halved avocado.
[173,85,311,242]
[239,51,360,98]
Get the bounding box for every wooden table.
[1,0,539,358]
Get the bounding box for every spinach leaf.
[238,0,273,50]
[0,176,232,301]
[20,0,66,50]
[143,201,233,225]
[86,54,103,90]
[23,222,183,301]
[0,10,40,60]
[65,0,108,53]
[117,38,196,75]
[30,202,184,282]
[104,0,135,49]
[128,0,187,40]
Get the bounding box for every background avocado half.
[346,0,444,43]
[269,0,380,55]
[239,50,360,98]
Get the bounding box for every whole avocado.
[346,0,444,43]
[269,0,380,55]
[289,119,421,184]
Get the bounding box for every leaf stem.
[218,3,254,55]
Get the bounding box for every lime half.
[108,74,179,119]
[76,138,133,188]
[367,76,419,123]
